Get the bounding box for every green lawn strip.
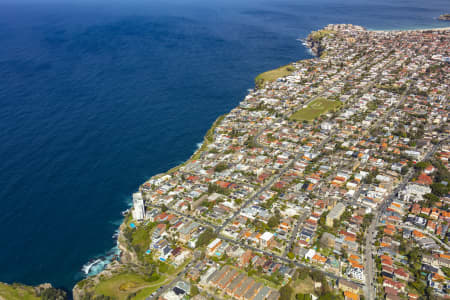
[0,283,40,300]
[309,30,335,42]
[132,285,161,300]
[290,97,342,121]
[94,272,167,300]
[255,65,295,86]
[131,259,191,299]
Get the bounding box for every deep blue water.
[0,0,449,290]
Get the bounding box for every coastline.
[1,23,448,299]
[369,26,450,32]
[77,23,448,296]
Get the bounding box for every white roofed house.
[132,192,145,221]
[259,232,274,248]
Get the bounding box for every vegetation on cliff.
[0,282,67,300]
[255,64,295,87]
[308,29,335,42]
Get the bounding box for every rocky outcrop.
[0,282,67,300]
[118,223,140,265]
[305,29,335,57]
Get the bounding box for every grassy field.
[94,272,168,300]
[0,283,39,300]
[292,277,315,295]
[290,97,342,121]
[255,64,295,86]
[132,285,161,300]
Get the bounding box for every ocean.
[0,0,448,290]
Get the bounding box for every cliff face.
[0,282,67,300]
[117,222,139,265]
[72,222,140,300]
[306,38,324,57]
[305,29,334,57]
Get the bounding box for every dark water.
[0,0,448,290]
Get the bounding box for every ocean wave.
[300,40,314,56]
[81,244,120,277]
[196,142,203,150]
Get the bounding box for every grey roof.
[226,273,246,293]
[266,290,280,300]
[253,286,271,300]
[244,282,263,300]
[208,266,228,284]
[218,268,238,289]
[234,277,255,297]
[179,222,199,235]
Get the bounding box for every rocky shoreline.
[1,23,448,300]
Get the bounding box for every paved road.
[364,138,446,300]
[283,211,308,257]
[376,224,450,251]
[148,261,195,300]
[218,234,365,287]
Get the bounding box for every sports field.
[290,97,342,121]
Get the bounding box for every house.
[178,222,200,243]
[338,279,360,294]
[240,249,253,267]
[260,232,274,248]
[416,173,433,185]
[312,254,327,265]
[207,238,222,255]
[344,291,359,300]
[225,273,246,296]
[326,203,346,227]
[320,232,336,248]
[424,165,436,174]
[394,268,409,281]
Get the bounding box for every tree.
[214,162,229,172]
[431,183,448,197]
[423,193,439,207]
[268,215,280,229]
[190,284,199,296]
[197,228,217,247]
[40,288,68,300]
[279,285,293,300]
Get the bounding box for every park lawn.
[0,283,39,300]
[290,97,342,121]
[255,65,295,86]
[94,272,167,300]
[132,285,161,300]
[292,276,315,295]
